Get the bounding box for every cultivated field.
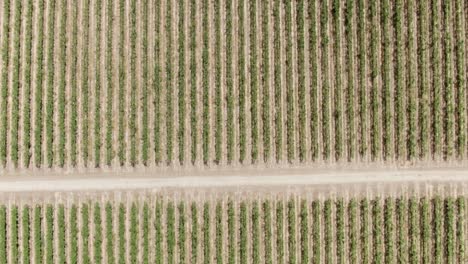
[0,182,467,264]
[0,0,466,171]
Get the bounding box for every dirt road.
[1,165,468,193]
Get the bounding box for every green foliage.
[369,0,381,161]
[105,0,114,165]
[372,199,383,264]
[215,203,222,264]
[34,206,42,264]
[214,0,222,164]
[263,201,272,264]
[332,0,343,161]
[420,198,430,263]
[94,203,102,264]
[407,0,418,159]
[45,205,53,264]
[190,203,198,264]
[287,200,296,263]
[189,0,197,164]
[94,0,103,167]
[22,206,30,264]
[324,200,332,263]
[45,0,56,168]
[418,0,430,158]
[300,200,308,264]
[433,196,443,263]
[336,199,345,264]
[154,0,162,164]
[237,0,246,163]
[394,0,407,159]
[456,197,466,262]
[129,0,137,166]
[165,0,174,164]
[384,198,395,264]
[178,203,186,264]
[22,0,34,167]
[455,0,466,157]
[225,0,234,163]
[167,202,175,264]
[344,0,355,160]
[155,201,163,264]
[446,197,455,263]
[118,204,125,264]
[252,201,260,264]
[57,0,67,167]
[284,0,295,162]
[82,204,90,264]
[357,0,367,158]
[105,203,115,264]
[0,0,10,166]
[10,205,18,263]
[10,0,22,167]
[80,0,91,166]
[118,0,126,165]
[240,202,248,264]
[273,0,282,162]
[177,0,186,165]
[276,201,284,264]
[312,200,320,263]
[130,203,138,263]
[443,0,455,158]
[408,198,419,264]
[396,198,408,264]
[70,205,78,264]
[261,0,270,162]
[141,0,149,165]
[381,0,393,159]
[203,203,210,264]
[308,0,319,160]
[360,199,369,264]
[297,0,306,162]
[0,206,5,263]
[143,203,149,264]
[70,0,79,166]
[250,0,259,163]
[348,199,358,264]
[320,0,331,160]
[58,205,66,264]
[201,0,209,165]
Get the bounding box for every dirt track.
[1,166,467,194]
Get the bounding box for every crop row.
[0,0,466,168]
[0,197,464,263]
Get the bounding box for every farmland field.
[0,0,466,170]
[0,184,466,264]
[0,0,467,262]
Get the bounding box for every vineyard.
[0,188,466,264]
[0,0,466,170]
